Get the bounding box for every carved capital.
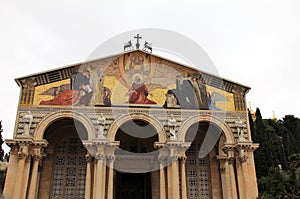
[158,156,167,163]
[238,155,248,163]
[32,155,43,162]
[168,156,179,163]
[10,145,19,155]
[85,155,94,163]
[18,152,28,160]
[219,166,226,174]
[180,156,187,162]
[237,147,247,162]
[95,153,106,161]
[106,155,115,162]
[227,156,235,164]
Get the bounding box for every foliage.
[251,110,300,198]
[0,121,6,193]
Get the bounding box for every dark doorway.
[116,172,152,199]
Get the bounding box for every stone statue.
[168,114,177,140]
[23,111,33,136]
[142,41,152,53]
[96,113,106,138]
[124,40,134,51]
[235,117,246,141]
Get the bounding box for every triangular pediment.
[16,50,250,111]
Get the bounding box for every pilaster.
[106,155,115,199]
[13,149,30,199]
[158,156,167,199]
[235,141,259,199]
[180,156,187,199]
[3,145,19,199]
[221,144,238,199]
[27,142,47,199]
[85,154,93,199]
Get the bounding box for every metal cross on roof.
[134,34,142,49]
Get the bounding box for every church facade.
[3,49,259,199]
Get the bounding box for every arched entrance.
[185,122,223,199]
[38,119,88,199]
[114,120,159,199]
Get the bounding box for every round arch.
[34,110,95,140]
[178,114,235,144]
[107,113,167,143]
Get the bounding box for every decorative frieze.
[16,106,249,143]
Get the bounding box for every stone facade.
[3,50,259,199]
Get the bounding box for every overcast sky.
[1,0,300,150]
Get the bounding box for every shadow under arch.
[107,113,167,143]
[34,110,94,140]
[178,114,234,144]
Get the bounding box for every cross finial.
[134,34,142,49]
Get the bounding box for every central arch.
[107,113,167,143]
[114,119,158,199]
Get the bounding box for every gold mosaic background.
[33,79,70,105]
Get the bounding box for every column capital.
[158,156,167,163]
[17,152,29,160]
[106,155,115,163]
[95,153,106,161]
[32,155,44,162]
[237,155,248,163]
[219,166,226,174]
[237,148,248,163]
[227,156,235,164]
[85,155,94,163]
[179,156,187,161]
[168,156,179,162]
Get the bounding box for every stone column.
[107,156,115,199]
[158,158,166,199]
[221,146,238,199]
[227,157,238,199]
[94,154,105,199]
[171,157,180,199]
[93,159,98,199]
[13,152,28,199]
[3,146,18,199]
[236,150,252,199]
[218,158,228,199]
[27,155,42,199]
[101,157,106,199]
[167,163,172,198]
[180,156,187,199]
[21,154,32,199]
[235,143,259,199]
[236,157,247,199]
[247,151,259,198]
[85,155,93,199]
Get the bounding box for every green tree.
[258,167,285,198]
[284,154,300,197]
[283,115,300,153]
[254,108,275,178]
